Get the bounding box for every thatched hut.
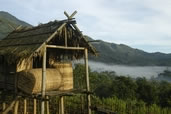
[0,11,96,114]
[0,16,96,93]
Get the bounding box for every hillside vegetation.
[86,36,171,66]
[0,11,31,40]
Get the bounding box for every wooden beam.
[14,100,19,114]
[7,23,15,30]
[16,25,23,30]
[2,102,6,111]
[1,97,18,114]
[59,96,64,114]
[64,11,70,18]
[41,46,47,114]
[70,11,77,19]
[65,27,67,47]
[46,23,66,43]
[71,23,82,34]
[24,99,27,114]
[46,45,85,50]
[64,11,81,34]
[34,98,37,114]
[2,101,15,114]
[64,11,77,19]
[36,89,91,96]
[46,96,50,114]
[84,48,91,114]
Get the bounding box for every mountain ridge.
[86,36,171,66]
[1,11,171,66]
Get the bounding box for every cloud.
[0,0,171,53]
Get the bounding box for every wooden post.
[59,96,64,114]
[84,48,91,114]
[14,100,19,114]
[64,11,77,19]
[58,100,60,114]
[2,102,6,111]
[33,98,37,114]
[65,27,67,47]
[2,91,6,112]
[14,73,18,97]
[41,46,47,114]
[46,96,50,114]
[24,99,27,114]
[2,99,17,114]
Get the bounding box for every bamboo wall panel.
[17,63,73,94]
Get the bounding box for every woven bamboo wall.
[17,63,73,94]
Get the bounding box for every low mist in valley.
[74,60,171,79]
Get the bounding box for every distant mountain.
[0,11,32,40]
[1,11,171,66]
[86,36,171,66]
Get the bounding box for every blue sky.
[1,0,171,53]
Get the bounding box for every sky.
[0,0,171,53]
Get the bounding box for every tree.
[111,76,137,100]
[136,77,158,105]
[158,81,171,107]
[73,64,87,89]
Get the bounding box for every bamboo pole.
[58,100,60,114]
[65,27,67,47]
[46,96,50,114]
[41,46,47,114]
[24,99,27,114]
[2,99,17,114]
[33,98,37,114]
[58,21,68,114]
[64,11,77,19]
[46,45,85,50]
[14,100,19,114]
[2,102,6,111]
[2,92,6,112]
[84,48,91,114]
[59,96,64,114]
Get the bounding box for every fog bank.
[73,60,171,79]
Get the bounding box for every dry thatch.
[0,19,97,64]
[17,62,73,94]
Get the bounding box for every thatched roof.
[0,19,97,64]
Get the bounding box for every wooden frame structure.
[40,11,92,114]
[0,11,96,114]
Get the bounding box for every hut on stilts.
[0,11,97,114]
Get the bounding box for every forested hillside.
[87,36,171,66]
[74,64,171,113]
[0,11,31,40]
